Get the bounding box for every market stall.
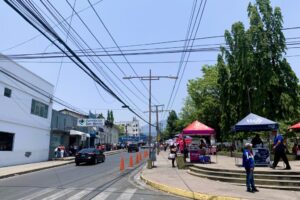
[182,120,216,163]
[232,113,279,166]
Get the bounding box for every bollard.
[147,159,152,169]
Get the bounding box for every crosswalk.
[15,187,138,200]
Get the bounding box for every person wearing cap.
[271,130,291,170]
[243,143,259,192]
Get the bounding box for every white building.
[0,54,54,167]
[115,117,140,136]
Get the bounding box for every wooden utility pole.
[124,70,177,168]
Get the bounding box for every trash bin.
[176,154,185,169]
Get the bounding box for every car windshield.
[79,149,95,153]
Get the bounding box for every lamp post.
[247,86,257,113]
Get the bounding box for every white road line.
[40,188,74,200]
[91,188,117,200]
[65,188,94,200]
[116,188,137,200]
[17,188,55,200]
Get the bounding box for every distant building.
[0,54,53,167]
[115,117,140,136]
[49,110,88,159]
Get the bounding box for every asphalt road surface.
[0,151,185,200]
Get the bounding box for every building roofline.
[0,53,54,88]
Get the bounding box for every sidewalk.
[141,151,300,200]
[0,149,124,179]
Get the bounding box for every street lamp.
[247,86,257,113]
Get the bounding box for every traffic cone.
[129,154,134,167]
[136,153,139,164]
[120,156,125,171]
[144,151,147,159]
[139,152,143,161]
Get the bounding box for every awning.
[289,122,300,130]
[70,130,86,136]
[232,113,278,132]
[182,120,215,135]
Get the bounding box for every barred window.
[31,99,49,118]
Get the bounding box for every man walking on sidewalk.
[271,130,291,170]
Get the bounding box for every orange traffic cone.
[129,154,134,167]
[120,156,125,171]
[144,151,147,159]
[139,152,143,161]
[136,153,139,164]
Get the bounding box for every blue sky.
[1,0,300,126]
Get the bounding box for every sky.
[0,0,300,127]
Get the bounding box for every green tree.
[164,110,180,139]
[97,113,105,119]
[180,65,221,138]
[218,0,299,135]
[110,110,114,123]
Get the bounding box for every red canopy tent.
[182,120,215,135]
[289,122,300,130]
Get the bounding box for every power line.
[4,0,151,125]
[87,0,161,105]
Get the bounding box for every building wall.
[115,117,140,136]
[0,55,53,167]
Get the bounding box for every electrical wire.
[4,0,152,126]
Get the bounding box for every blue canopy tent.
[232,113,278,166]
[232,113,278,132]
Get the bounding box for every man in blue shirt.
[271,130,291,170]
[243,143,258,192]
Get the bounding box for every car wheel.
[75,162,79,166]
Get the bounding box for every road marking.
[40,188,74,200]
[91,188,117,200]
[116,188,137,200]
[65,188,94,200]
[17,188,55,200]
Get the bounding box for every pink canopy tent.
[289,122,300,130]
[182,120,215,135]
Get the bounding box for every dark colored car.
[75,148,105,166]
[128,143,139,153]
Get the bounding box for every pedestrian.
[56,145,61,158]
[169,142,177,168]
[251,134,263,148]
[242,143,259,193]
[60,145,65,158]
[271,130,291,170]
[54,147,58,158]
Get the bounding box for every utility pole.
[124,70,177,168]
[145,105,171,155]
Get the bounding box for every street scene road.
[0,152,184,200]
[1,1,300,200]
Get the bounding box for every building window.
[0,132,14,151]
[31,99,49,118]
[4,87,12,98]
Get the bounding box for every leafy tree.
[110,110,114,123]
[218,0,299,135]
[97,113,105,119]
[164,110,180,139]
[180,65,221,138]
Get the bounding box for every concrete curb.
[0,161,74,180]
[0,149,125,180]
[140,173,241,200]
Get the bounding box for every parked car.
[128,143,139,153]
[75,148,105,166]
